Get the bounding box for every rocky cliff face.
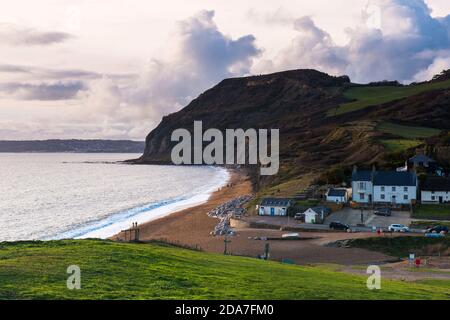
[139,68,450,191]
[140,69,350,162]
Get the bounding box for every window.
[392,187,396,192]
[381,186,385,192]
[359,182,365,190]
[381,194,385,200]
[404,187,408,192]
[431,196,435,200]
[404,195,408,200]
[360,193,365,200]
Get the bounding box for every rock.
[208,194,254,236]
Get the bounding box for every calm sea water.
[0,153,228,241]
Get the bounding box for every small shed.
[304,206,332,224]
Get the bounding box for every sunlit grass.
[1,240,449,300]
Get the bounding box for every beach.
[113,169,393,265]
[112,169,252,246]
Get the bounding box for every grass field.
[377,122,441,139]
[380,139,423,152]
[1,240,450,300]
[413,204,450,220]
[327,79,450,116]
[346,237,450,258]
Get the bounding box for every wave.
[50,167,230,240]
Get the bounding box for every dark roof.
[422,177,450,192]
[260,198,292,207]
[373,171,417,186]
[352,170,417,186]
[352,170,373,181]
[327,188,347,197]
[409,154,436,164]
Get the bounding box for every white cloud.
[254,16,347,76]
[257,0,450,83]
[0,10,260,140]
[125,10,260,120]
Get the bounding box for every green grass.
[380,139,423,152]
[327,79,450,116]
[377,122,441,139]
[346,237,450,258]
[413,205,450,220]
[295,199,320,207]
[1,240,450,300]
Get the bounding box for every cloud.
[0,63,134,80]
[257,0,450,83]
[0,23,73,46]
[246,7,294,25]
[127,10,261,119]
[0,81,86,100]
[0,64,30,73]
[0,10,261,140]
[254,16,347,76]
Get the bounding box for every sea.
[0,153,229,241]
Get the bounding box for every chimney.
[353,165,358,174]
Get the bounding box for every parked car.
[294,213,304,221]
[426,225,449,234]
[329,221,350,231]
[374,207,392,217]
[425,233,445,238]
[388,224,410,232]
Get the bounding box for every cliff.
[139,68,450,193]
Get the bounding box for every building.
[409,154,437,170]
[326,188,349,203]
[257,198,292,216]
[351,169,374,204]
[352,168,418,205]
[421,177,450,204]
[304,207,332,224]
[372,171,418,204]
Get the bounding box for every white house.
[352,170,374,204]
[421,177,450,204]
[326,188,349,203]
[352,168,418,205]
[303,207,332,224]
[257,198,292,216]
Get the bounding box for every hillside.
[1,240,449,300]
[138,69,450,194]
[0,140,145,153]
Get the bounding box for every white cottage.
[326,188,349,204]
[257,198,292,216]
[421,177,450,204]
[352,168,418,205]
[351,170,374,204]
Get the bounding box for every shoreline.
[112,169,254,245]
[58,166,230,240]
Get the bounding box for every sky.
[0,0,449,140]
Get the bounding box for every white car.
[388,224,410,233]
